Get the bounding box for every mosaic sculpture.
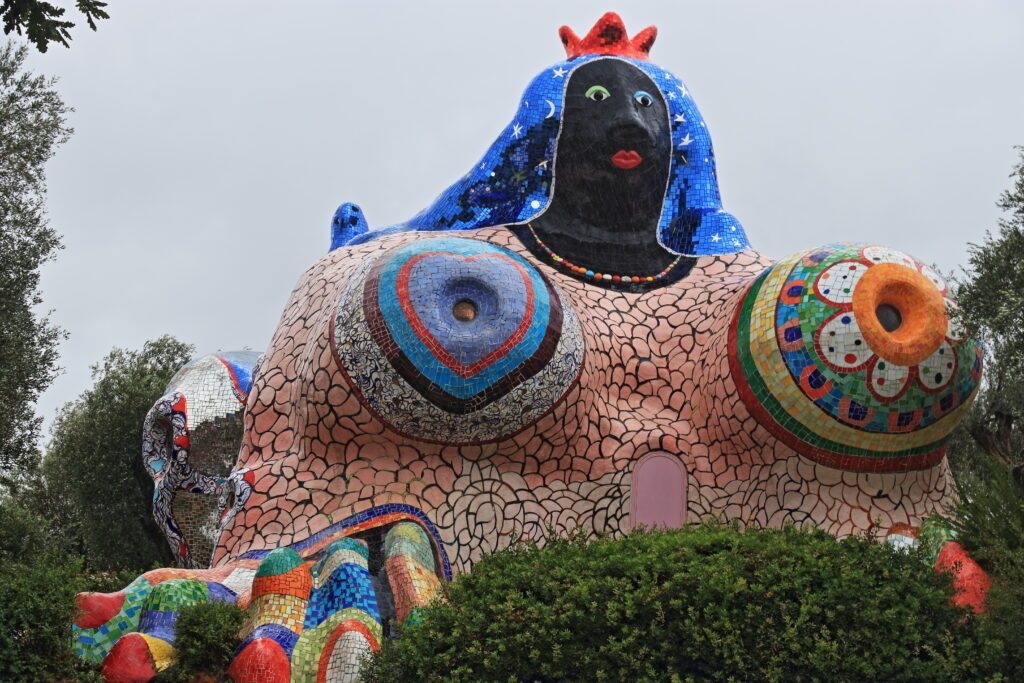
[75,13,989,682]
[142,351,262,568]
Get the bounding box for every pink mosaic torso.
[213,227,955,572]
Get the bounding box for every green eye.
[585,85,610,102]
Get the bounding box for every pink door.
[630,452,687,529]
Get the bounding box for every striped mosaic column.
[291,537,383,682]
[229,548,313,683]
[384,522,442,626]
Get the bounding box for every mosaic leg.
[885,520,992,613]
[100,578,210,682]
[73,564,246,675]
[291,538,383,682]
[229,548,312,683]
[73,576,155,667]
[383,522,442,626]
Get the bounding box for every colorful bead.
[528,223,683,285]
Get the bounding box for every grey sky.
[25,1,1024,433]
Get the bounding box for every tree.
[0,501,91,681]
[40,335,194,570]
[953,148,1024,479]
[2,1,108,52]
[0,41,70,489]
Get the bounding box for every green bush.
[981,564,1024,682]
[949,457,1024,679]
[0,501,94,681]
[362,524,1002,683]
[155,601,246,682]
[948,456,1024,568]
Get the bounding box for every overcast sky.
[23,1,1024,434]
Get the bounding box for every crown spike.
[559,11,657,61]
[558,25,581,54]
[632,25,658,55]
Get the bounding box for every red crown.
[559,11,657,61]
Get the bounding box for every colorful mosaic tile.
[237,505,452,582]
[385,523,442,625]
[143,578,208,613]
[319,625,376,683]
[138,633,176,670]
[729,244,981,471]
[256,546,305,578]
[228,637,291,683]
[243,592,308,636]
[143,350,261,568]
[293,610,382,683]
[292,538,382,682]
[73,576,154,664]
[333,237,583,443]
[78,11,996,682]
[305,539,380,629]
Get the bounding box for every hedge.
[361,524,1003,682]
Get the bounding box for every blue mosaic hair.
[345,54,750,257]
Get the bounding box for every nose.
[604,90,646,128]
[615,98,645,122]
[607,111,650,147]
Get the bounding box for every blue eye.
[634,91,654,107]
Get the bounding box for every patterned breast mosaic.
[331,237,583,443]
[730,243,982,471]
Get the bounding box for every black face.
[556,59,670,224]
[519,58,687,287]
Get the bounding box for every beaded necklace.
[527,223,683,284]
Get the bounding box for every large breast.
[330,235,583,444]
[730,243,981,472]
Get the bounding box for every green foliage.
[37,335,194,569]
[0,500,87,681]
[949,457,1024,568]
[79,567,150,594]
[1,1,109,52]
[951,148,1024,476]
[0,41,70,487]
[362,525,1001,683]
[154,601,246,683]
[948,456,1024,679]
[946,146,1024,680]
[980,563,1024,682]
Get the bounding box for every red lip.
[611,150,642,170]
